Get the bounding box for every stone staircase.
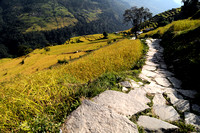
[61,39,200,133]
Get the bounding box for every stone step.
[93,90,150,116]
[61,100,139,133]
[153,93,180,121]
[137,116,179,132]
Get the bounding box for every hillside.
[140,8,181,30]
[0,33,146,132]
[139,13,200,94]
[0,0,129,32]
[0,0,130,58]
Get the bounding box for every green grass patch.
[170,121,196,133]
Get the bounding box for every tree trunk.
[134,31,138,39]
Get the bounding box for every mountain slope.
[0,0,129,32]
[0,0,131,58]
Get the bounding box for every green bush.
[107,40,112,44]
[44,47,50,52]
[57,59,69,64]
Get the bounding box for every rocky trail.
[61,39,200,133]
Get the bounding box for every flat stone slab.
[160,63,167,69]
[185,112,200,129]
[129,88,150,104]
[192,104,200,113]
[93,90,149,116]
[142,65,157,71]
[155,77,171,87]
[144,82,165,94]
[174,99,190,112]
[153,94,180,121]
[61,100,139,133]
[167,77,182,88]
[139,73,153,82]
[145,61,158,67]
[153,93,167,106]
[141,70,157,78]
[137,116,178,132]
[164,88,183,104]
[156,70,174,77]
[176,89,197,99]
[153,106,180,121]
[129,79,140,88]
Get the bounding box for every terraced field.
[0,33,144,132]
[0,34,122,81]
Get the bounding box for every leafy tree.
[181,0,200,17]
[123,6,152,38]
[103,31,108,39]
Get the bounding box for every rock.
[61,100,139,133]
[164,88,183,104]
[137,116,179,132]
[139,73,152,82]
[145,61,158,67]
[155,77,171,87]
[153,94,180,121]
[176,89,197,99]
[138,82,144,86]
[129,79,140,88]
[93,90,149,116]
[156,69,174,77]
[144,82,165,94]
[120,81,132,88]
[192,104,200,113]
[160,63,167,69]
[167,77,182,88]
[122,87,129,92]
[153,105,180,121]
[129,88,150,104]
[174,99,190,112]
[153,93,167,106]
[142,65,157,71]
[185,112,200,129]
[141,69,157,78]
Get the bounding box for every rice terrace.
[0,0,200,132]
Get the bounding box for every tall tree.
[182,0,199,17]
[123,6,152,38]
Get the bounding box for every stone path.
[61,39,200,133]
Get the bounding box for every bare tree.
[123,6,152,38]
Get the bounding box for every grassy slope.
[0,0,128,33]
[139,18,200,92]
[0,34,121,81]
[0,33,144,132]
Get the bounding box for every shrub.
[107,40,112,44]
[20,59,25,65]
[103,32,108,39]
[57,59,69,64]
[44,47,50,52]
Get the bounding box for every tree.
[181,0,199,17]
[123,6,152,38]
[103,31,108,39]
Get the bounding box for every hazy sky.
[173,0,182,5]
[125,0,183,14]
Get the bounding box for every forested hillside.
[0,0,130,58]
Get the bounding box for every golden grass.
[139,19,200,38]
[0,38,143,132]
[0,35,112,81]
[64,39,143,82]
